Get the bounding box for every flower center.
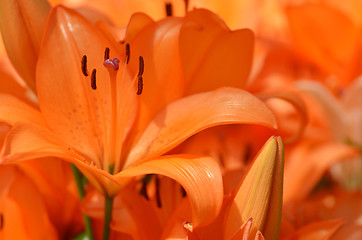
[80,44,144,173]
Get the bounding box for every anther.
[104,47,110,61]
[91,69,97,90]
[137,75,143,95]
[155,176,162,208]
[103,58,120,71]
[0,213,3,230]
[81,55,89,76]
[165,3,173,17]
[184,0,189,12]
[125,43,130,64]
[138,56,144,76]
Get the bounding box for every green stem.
[71,164,94,240]
[103,196,114,240]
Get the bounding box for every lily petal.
[286,3,359,82]
[126,87,276,167]
[82,186,162,240]
[283,142,359,203]
[257,91,307,144]
[283,219,344,240]
[296,80,347,141]
[180,9,254,94]
[116,155,223,228]
[126,16,186,133]
[0,0,51,92]
[123,12,154,43]
[0,59,33,105]
[224,136,284,240]
[0,165,58,239]
[0,94,44,126]
[0,123,121,196]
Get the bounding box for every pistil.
[103,57,120,173]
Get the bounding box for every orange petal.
[286,3,359,81]
[180,9,254,94]
[112,185,163,239]
[116,155,223,228]
[283,219,344,240]
[160,198,192,240]
[283,142,359,203]
[123,12,154,43]
[126,16,186,133]
[225,136,284,240]
[126,87,277,167]
[82,187,162,240]
[0,0,51,92]
[257,91,308,144]
[68,0,185,26]
[17,159,84,238]
[341,78,362,144]
[296,80,346,141]
[0,123,121,196]
[188,0,258,30]
[0,94,44,126]
[0,58,33,105]
[0,165,58,239]
[229,217,253,240]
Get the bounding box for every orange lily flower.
[0,5,276,229]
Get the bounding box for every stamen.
[136,56,144,95]
[103,58,120,71]
[184,0,189,12]
[91,69,97,90]
[181,186,187,197]
[81,55,89,76]
[165,3,173,17]
[140,182,149,200]
[125,43,130,64]
[155,176,162,208]
[104,47,110,61]
[138,56,144,76]
[137,75,143,95]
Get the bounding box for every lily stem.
[103,196,114,240]
[70,164,94,240]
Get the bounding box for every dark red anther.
[138,56,144,76]
[165,3,173,16]
[155,176,162,208]
[0,213,3,230]
[126,43,130,64]
[184,0,189,12]
[81,55,89,76]
[137,75,143,95]
[91,69,97,90]
[104,47,110,61]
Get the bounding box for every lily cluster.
[0,0,361,239]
